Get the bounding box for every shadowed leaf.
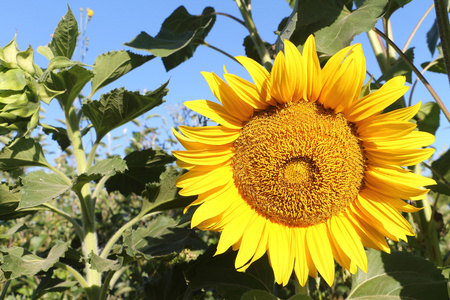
[49,6,78,59]
[415,102,440,135]
[378,48,414,83]
[88,253,123,272]
[0,138,50,171]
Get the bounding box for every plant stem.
[200,41,240,63]
[100,212,159,259]
[373,27,450,123]
[86,140,100,170]
[367,30,388,73]
[403,4,435,52]
[434,0,450,84]
[99,270,116,300]
[42,203,84,240]
[0,281,11,300]
[55,262,89,289]
[210,12,246,27]
[422,162,450,189]
[235,0,273,71]
[48,165,73,185]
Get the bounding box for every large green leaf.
[384,0,412,19]
[0,184,36,220]
[82,83,167,142]
[0,36,20,68]
[49,65,93,110]
[0,241,69,280]
[18,170,71,209]
[0,69,26,91]
[185,246,274,299]
[122,215,192,260]
[0,138,51,170]
[141,167,196,214]
[348,249,448,299]
[49,6,78,59]
[124,6,216,71]
[105,149,175,196]
[89,50,154,97]
[280,0,387,55]
[415,102,440,135]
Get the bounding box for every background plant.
[0,0,449,299]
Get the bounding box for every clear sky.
[1,0,448,157]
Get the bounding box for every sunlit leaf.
[16,46,42,77]
[90,50,154,97]
[281,0,387,55]
[18,170,71,209]
[88,253,123,272]
[124,6,216,71]
[49,6,79,59]
[0,138,51,170]
[105,149,175,196]
[348,249,448,299]
[415,101,440,135]
[82,83,167,142]
[0,69,26,91]
[0,241,69,280]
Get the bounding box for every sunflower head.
[173,35,435,286]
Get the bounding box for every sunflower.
[172,35,435,286]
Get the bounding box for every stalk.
[367,30,388,73]
[433,0,450,84]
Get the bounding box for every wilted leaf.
[415,102,440,135]
[105,149,175,196]
[90,50,154,97]
[348,249,448,299]
[0,138,51,170]
[88,253,123,272]
[49,65,93,110]
[49,6,79,59]
[141,167,196,214]
[124,6,216,71]
[281,0,387,55]
[72,156,128,192]
[0,241,69,280]
[377,48,414,83]
[19,170,71,209]
[82,84,167,142]
[123,215,192,260]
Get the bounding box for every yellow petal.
[306,223,335,286]
[268,223,293,285]
[172,128,215,151]
[364,130,435,150]
[365,147,435,166]
[224,73,268,110]
[179,125,240,145]
[293,227,309,286]
[357,120,416,141]
[366,165,436,187]
[361,188,422,213]
[235,56,272,104]
[172,147,233,166]
[270,51,292,104]
[302,35,322,102]
[327,225,357,274]
[284,39,305,102]
[178,164,233,196]
[235,213,265,268]
[347,76,408,122]
[184,100,243,129]
[381,101,421,121]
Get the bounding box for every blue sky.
[1,0,448,157]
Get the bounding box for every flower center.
[232,101,366,227]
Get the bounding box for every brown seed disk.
[232,101,366,227]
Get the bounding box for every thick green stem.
[367,30,388,73]
[86,140,100,170]
[434,0,450,84]
[235,0,273,71]
[55,262,89,289]
[373,28,450,123]
[100,212,158,259]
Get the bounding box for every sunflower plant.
[1,1,450,299]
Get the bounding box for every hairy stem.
[434,0,450,84]
[367,30,388,73]
[55,262,89,289]
[373,28,450,123]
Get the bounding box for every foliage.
[0,1,449,299]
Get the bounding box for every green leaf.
[122,215,192,260]
[241,290,277,300]
[427,20,439,56]
[384,0,412,19]
[49,6,79,59]
[32,276,76,300]
[42,56,88,81]
[37,83,65,105]
[283,0,387,55]
[41,123,71,151]
[430,149,450,196]
[348,249,448,299]
[0,138,51,170]
[0,184,36,220]
[144,264,189,300]
[0,241,69,280]
[415,102,440,135]
[49,65,93,110]
[105,149,175,196]
[0,69,26,91]
[82,83,167,142]
[0,36,20,68]
[141,167,196,214]
[37,45,55,61]
[18,170,71,209]
[378,48,414,83]
[124,6,216,71]
[0,222,27,239]
[185,246,273,299]
[90,50,154,97]
[16,46,42,77]
[72,156,127,192]
[243,36,274,66]
[421,57,447,74]
[88,253,123,272]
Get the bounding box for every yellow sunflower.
[172,35,436,286]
